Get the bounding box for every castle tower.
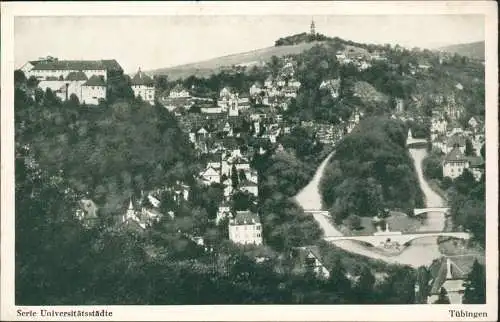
[310,19,316,35]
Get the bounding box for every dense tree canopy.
[320,117,424,223]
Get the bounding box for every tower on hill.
[310,19,316,35]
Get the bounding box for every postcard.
[1,1,497,321]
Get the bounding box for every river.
[294,147,446,268]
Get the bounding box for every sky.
[15,15,484,74]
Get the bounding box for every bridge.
[414,207,450,216]
[303,210,331,218]
[324,231,470,247]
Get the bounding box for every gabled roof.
[171,84,187,93]
[84,75,106,87]
[65,71,88,81]
[429,256,483,295]
[467,156,484,168]
[240,179,258,187]
[444,147,467,163]
[32,59,123,71]
[201,166,219,177]
[131,69,154,86]
[230,210,260,225]
[447,134,466,147]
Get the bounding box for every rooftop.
[230,210,260,225]
[84,75,106,87]
[131,69,154,86]
[65,71,88,81]
[32,59,122,72]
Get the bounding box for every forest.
[320,116,424,224]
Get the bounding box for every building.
[240,179,259,197]
[319,79,341,98]
[75,198,99,228]
[427,256,484,304]
[442,147,484,180]
[216,203,232,225]
[22,56,123,81]
[81,75,107,105]
[199,166,220,185]
[131,68,155,105]
[292,246,331,279]
[169,84,190,98]
[228,211,263,245]
[250,82,263,96]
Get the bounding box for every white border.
[1,2,498,321]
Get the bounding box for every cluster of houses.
[21,57,158,106]
[334,47,387,71]
[430,113,484,181]
[249,62,301,109]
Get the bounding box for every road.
[294,147,447,268]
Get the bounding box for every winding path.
[294,147,448,268]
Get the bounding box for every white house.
[219,87,233,99]
[216,203,232,224]
[240,180,258,197]
[81,75,107,105]
[199,166,220,185]
[131,68,155,105]
[287,78,301,89]
[228,211,263,245]
[264,76,274,88]
[250,82,263,96]
[22,57,122,81]
[442,148,483,180]
[169,84,190,98]
[426,256,482,304]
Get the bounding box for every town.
[15,19,486,306]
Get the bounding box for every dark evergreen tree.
[463,260,486,304]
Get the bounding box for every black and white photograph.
[1,2,497,321]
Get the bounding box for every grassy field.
[339,211,423,236]
[148,42,326,80]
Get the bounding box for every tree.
[433,287,450,304]
[238,169,247,182]
[231,165,239,189]
[465,138,475,156]
[154,75,169,91]
[325,257,352,299]
[347,214,362,230]
[15,70,27,86]
[354,266,376,303]
[462,260,486,304]
[27,76,39,88]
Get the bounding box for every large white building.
[36,72,107,105]
[442,147,484,181]
[228,211,263,245]
[21,56,123,81]
[131,69,155,105]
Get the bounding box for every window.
[256,233,261,237]
[256,226,261,231]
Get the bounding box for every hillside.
[148,41,326,80]
[439,41,485,60]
